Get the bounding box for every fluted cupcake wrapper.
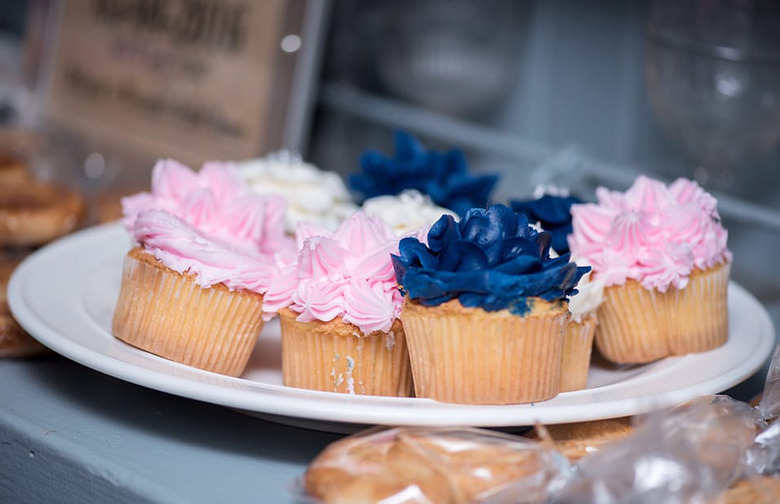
[401,301,567,405]
[278,310,413,397]
[560,316,597,393]
[112,249,264,377]
[595,262,730,364]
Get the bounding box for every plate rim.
[8,223,777,427]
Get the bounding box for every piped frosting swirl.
[568,176,731,292]
[264,212,405,335]
[350,131,498,216]
[362,189,456,236]
[510,191,583,255]
[122,159,293,318]
[392,204,589,315]
[237,151,357,233]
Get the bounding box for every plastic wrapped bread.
[745,345,780,476]
[301,345,780,503]
[303,427,570,504]
[553,396,758,503]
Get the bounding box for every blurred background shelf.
[319,80,780,233]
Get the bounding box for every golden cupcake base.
[595,262,730,364]
[112,248,265,377]
[560,315,597,392]
[278,309,413,397]
[401,299,567,404]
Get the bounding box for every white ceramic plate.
[8,223,776,430]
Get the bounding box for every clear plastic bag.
[746,345,780,475]
[302,426,571,504]
[552,396,758,504]
[759,345,780,421]
[301,345,780,503]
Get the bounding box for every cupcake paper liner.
[560,315,597,393]
[401,300,567,405]
[278,310,413,397]
[112,248,265,377]
[595,262,730,364]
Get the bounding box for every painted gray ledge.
[0,356,766,503]
[0,357,341,504]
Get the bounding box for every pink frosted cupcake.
[113,159,292,376]
[265,212,413,396]
[569,176,731,364]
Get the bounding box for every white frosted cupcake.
[561,271,605,391]
[237,151,357,233]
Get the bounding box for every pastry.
[525,418,635,461]
[0,256,48,357]
[350,130,499,216]
[0,181,86,247]
[113,159,291,376]
[236,150,356,233]
[392,204,589,404]
[712,477,780,504]
[569,176,731,364]
[305,427,566,504]
[265,212,413,396]
[94,192,125,224]
[0,156,31,185]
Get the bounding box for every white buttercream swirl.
[237,151,357,233]
[567,270,605,322]
[362,190,456,235]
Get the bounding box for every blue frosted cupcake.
[392,204,588,404]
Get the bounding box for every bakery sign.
[41,0,320,166]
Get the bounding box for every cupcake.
[350,130,499,216]
[113,159,290,377]
[392,204,589,404]
[236,150,356,233]
[362,189,456,235]
[560,272,604,391]
[569,176,731,364]
[264,212,413,396]
[512,187,602,392]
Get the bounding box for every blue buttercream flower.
[510,194,583,254]
[350,131,499,216]
[392,204,589,315]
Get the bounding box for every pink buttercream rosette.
[264,212,407,335]
[122,159,294,319]
[568,176,731,292]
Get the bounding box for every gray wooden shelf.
[0,357,340,504]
